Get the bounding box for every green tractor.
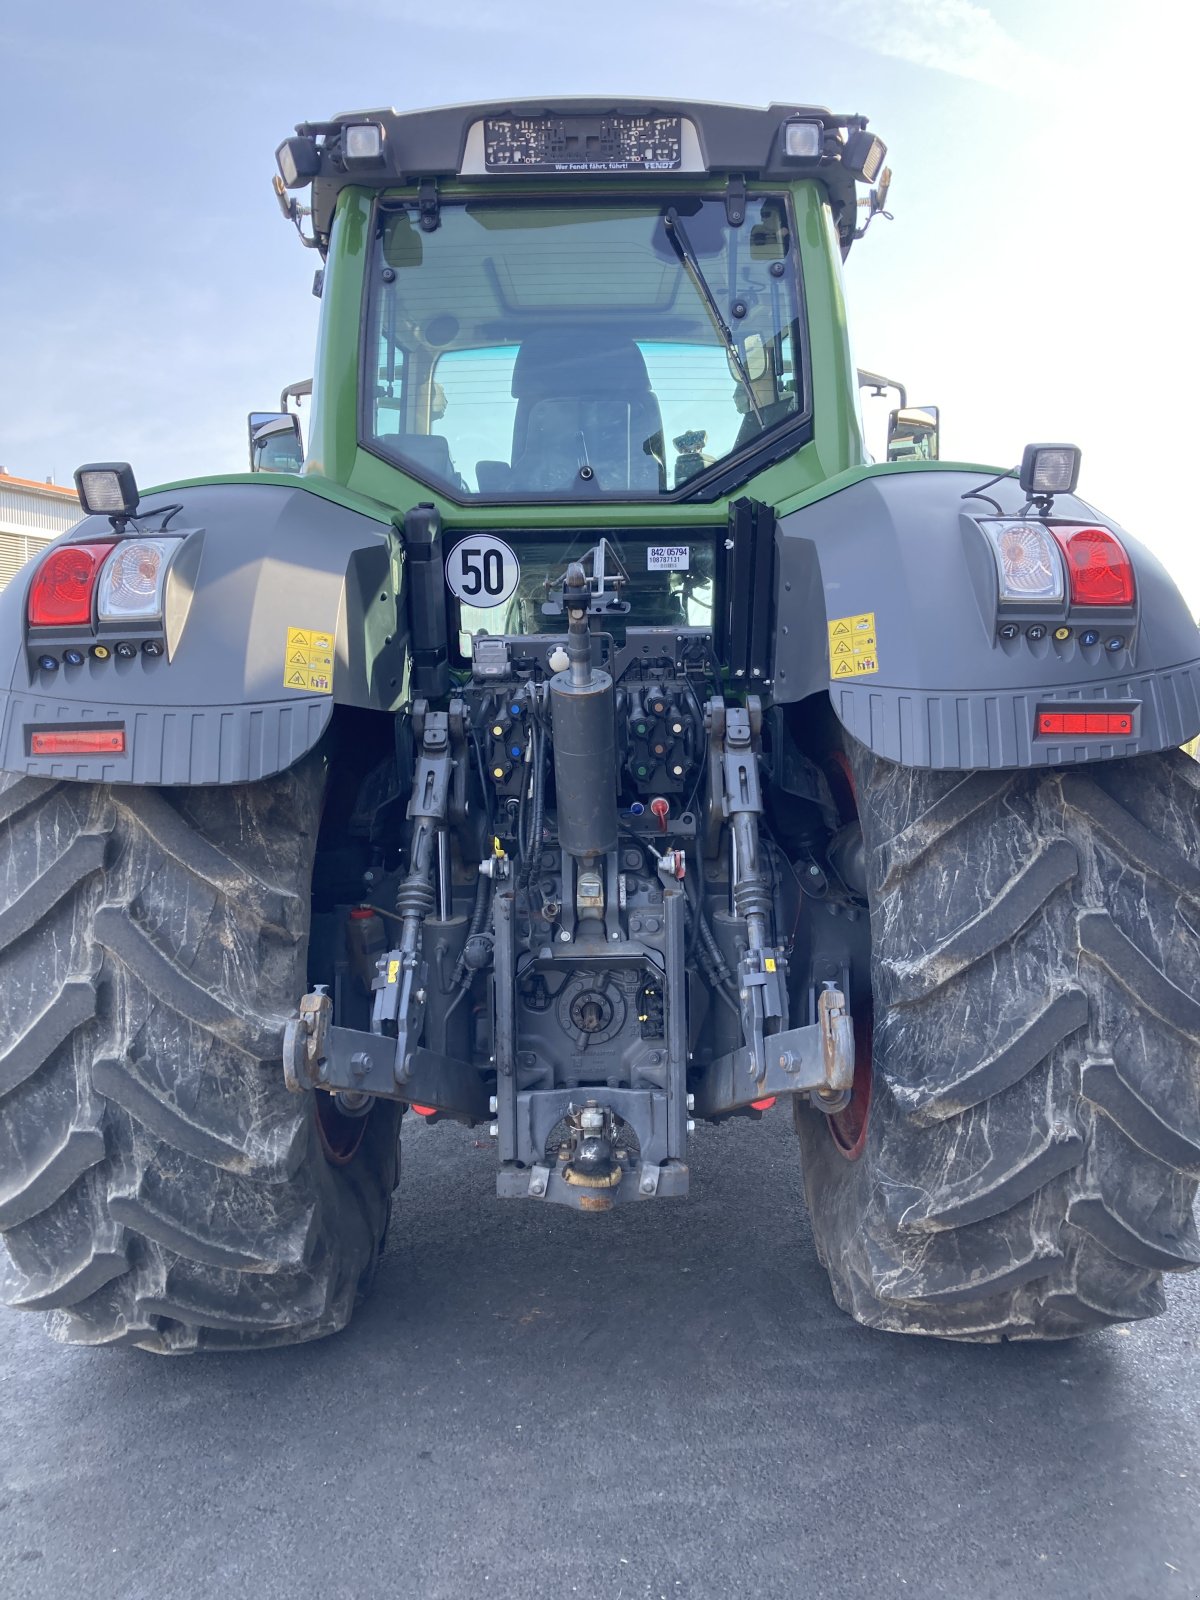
[1,101,1197,1353]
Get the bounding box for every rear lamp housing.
[276,135,320,189]
[74,462,139,519]
[1052,525,1135,607]
[96,538,180,623]
[1019,443,1081,499]
[982,521,1064,604]
[27,542,116,628]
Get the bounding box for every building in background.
[0,471,80,591]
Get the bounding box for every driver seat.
[505,331,665,493]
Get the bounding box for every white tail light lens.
[982,520,1064,603]
[96,538,179,622]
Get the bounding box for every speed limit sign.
[445,535,520,607]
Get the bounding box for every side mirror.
[887,404,939,462]
[248,411,304,473]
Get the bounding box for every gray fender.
[0,481,406,785]
[773,467,1200,768]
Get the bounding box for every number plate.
[483,115,683,173]
[445,535,521,606]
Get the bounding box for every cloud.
[752,0,1065,97]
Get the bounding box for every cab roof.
[276,97,885,257]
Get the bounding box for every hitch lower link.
[688,700,856,1119]
[281,703,491,1126]
[688,981,854,1119]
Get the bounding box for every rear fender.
[0,481,406,785]
[773,466,1200,768]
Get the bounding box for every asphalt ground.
[1,1109,1197,1600]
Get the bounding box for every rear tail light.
[1037,710,1133,737]
[96,537,179,623]
[1052,525,1135,606]
[27,543,116,628]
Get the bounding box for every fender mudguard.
[773,466,1200,769]
[0,480,406,785]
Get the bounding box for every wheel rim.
[829,1009,873,1159]
[314,1092,370,1165]
[826,748,873,1162]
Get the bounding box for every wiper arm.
[663,207,763,427]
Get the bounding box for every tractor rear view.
[0,100,1197,1352]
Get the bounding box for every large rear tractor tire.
[796,739,1200,1340]
[0,756,399,1353]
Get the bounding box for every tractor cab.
[274,101,890,513]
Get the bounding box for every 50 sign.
[445,536,520,607]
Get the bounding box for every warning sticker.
[647,545,690,572]
[827,612,879,678]
[283,627,335,694]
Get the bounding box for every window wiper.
[662,207,763,427]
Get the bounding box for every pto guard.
[0,480,402,785]
[773,466,1200,769]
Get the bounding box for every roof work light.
[343,121,387,167]
[841,129,887,184]
[276,135,321,189]
[783,120,823,159]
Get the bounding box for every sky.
[2,0,1196,603]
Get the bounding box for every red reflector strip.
[1037,712,1132,737]
[411,1104,437,1117]
[30,729,126,755]
[750,1097,776,1111]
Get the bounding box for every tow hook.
[561,1101,623,1192]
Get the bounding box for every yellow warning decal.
[283,626,335,694]
[764,957,777,973]
[387,959,401,985]
[827,611,879,678]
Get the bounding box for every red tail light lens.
[1052,526,1135,606]
[27,543,115,628]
